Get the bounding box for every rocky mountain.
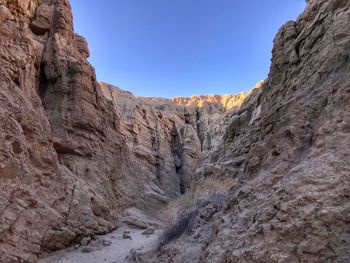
[0,0,349,262]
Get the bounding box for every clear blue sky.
[70,0,306,98]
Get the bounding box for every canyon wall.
[0,0,349,262]
[146,0,350,262]
[0,1,250,261]
[100,82,255,198]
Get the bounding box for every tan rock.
[0,5,12,22]
[29,3,54,35]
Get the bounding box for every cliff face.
[0,0,349,262]
[0,1,128,261]
[202,0,350,260]
[100,82,202,200]
[145,0,350,262]
[100,82,252,199]
[0,1,250,261]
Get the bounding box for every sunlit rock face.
[170,83,263,111]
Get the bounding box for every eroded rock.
[0,0,349,262]
[152,1,350,262]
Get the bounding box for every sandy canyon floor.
[39,226,162,263]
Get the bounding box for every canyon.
[0,0,349,262]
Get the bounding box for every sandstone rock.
[123,218,149,230]
[81,247,93,253]
[74,34,90,58]
[123,231,132,240]
[121,207,162,229]
[29,3,54,35]
[80,237,91,246]
[0,0,348,262]
[102,239,112,246]
[142,227,155,236]
[0,5,12,22]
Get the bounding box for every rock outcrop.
[0,0,349,262]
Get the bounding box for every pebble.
[142,227,155,236]
[123,231,132,240]
[80,236,91,246]
[102,240,112,246]
[81,247,93,253]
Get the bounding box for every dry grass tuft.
[158,177,236,249]
[158,192,227,249]
[161,177,235,225]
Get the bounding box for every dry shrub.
[161,192,195,225]
[162,177,235,225]
[193,177,236,200]
[158,177,235,248]
[158,209,198,249]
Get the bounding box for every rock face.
[100,82,252,198]
[0,0,349,263]
[147,0,350,262]
[100,82,201,199]
[0,1,249,261]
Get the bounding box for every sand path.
[38,226,161,263]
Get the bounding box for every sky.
[70,0,306,98]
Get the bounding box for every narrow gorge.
[0,0,349,262]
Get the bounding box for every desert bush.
[158,209,198,249]
[161,177,234,225]
[161,192,195,225]
[158,177,232,249]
